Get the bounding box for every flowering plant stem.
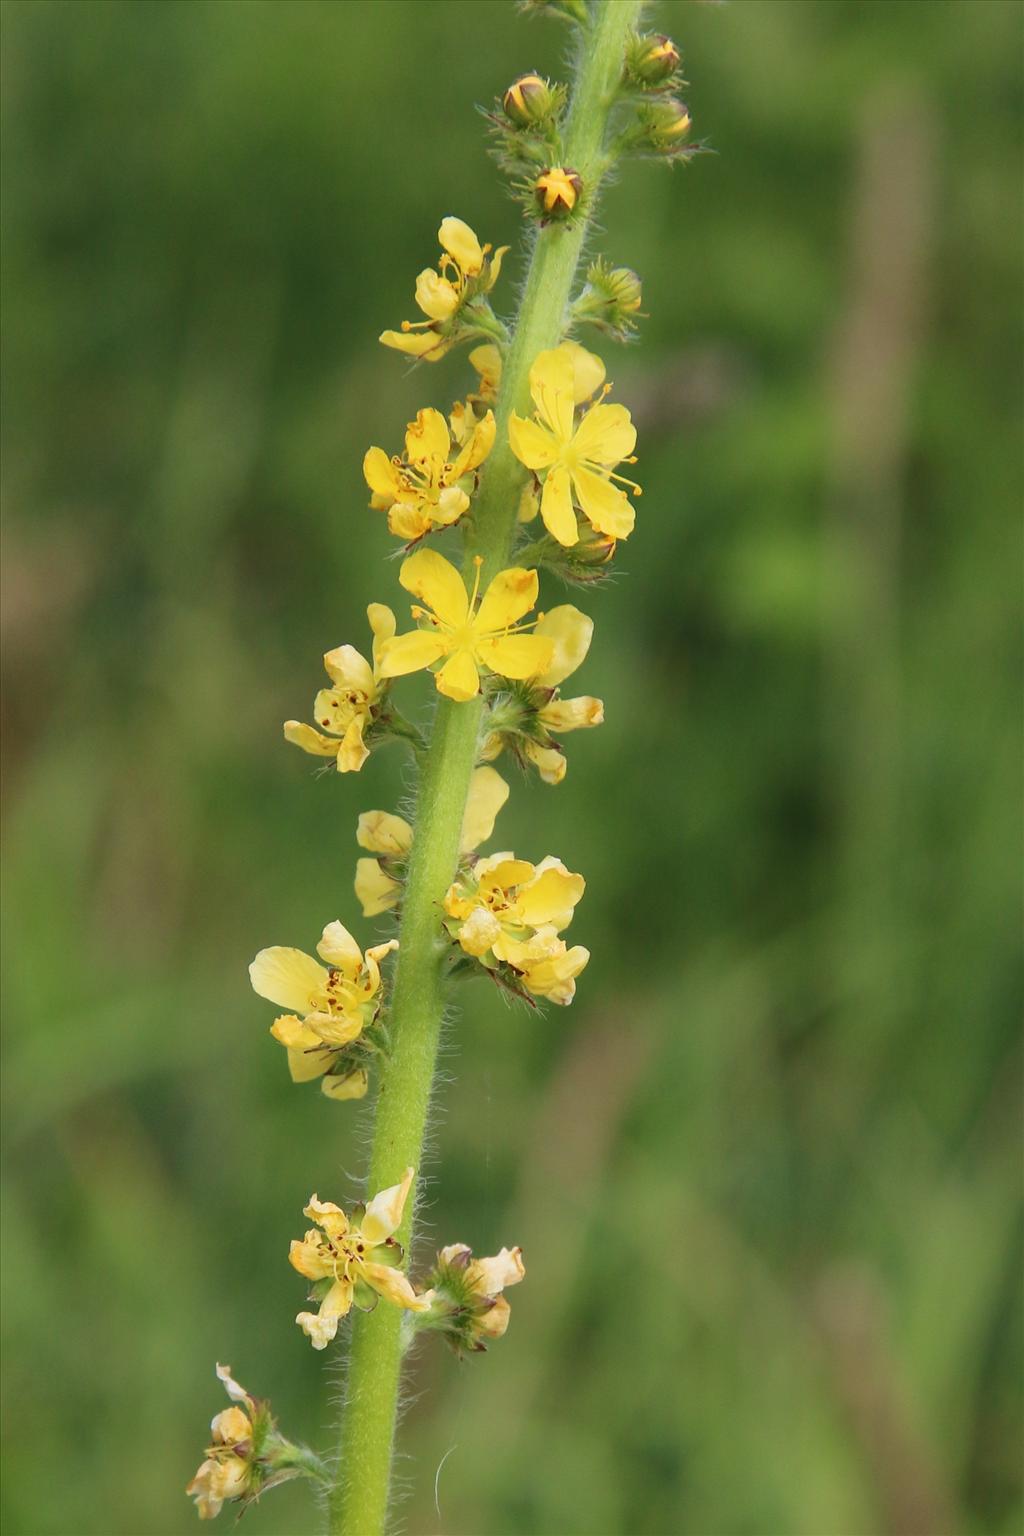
[330,5,644,1532]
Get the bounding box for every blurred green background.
[2,2,1021,1533]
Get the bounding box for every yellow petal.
[368,603,396,644]
[405,407,451,468]
[323,644,374,695]
[313,686,357,735]
[515,861,585,929]
[379,328,448,360]
[528,348,575,441]
[557,339,606,403]
[362,1262,433,1312]
[451,409,496,477]
[476,633,554,681]
[471,1246,525,1294]
[289,1235,332,1282]
[457,904,503,956]
[484,244,509,291]
[434,486,470,526]
[316,920,362,973]
[474,566,539,633]
[355,857,401,917]
[283,721,340,757]
[249,947,325,1013]
[321,1069,369,1101]
[388,500,432,542]
[571,401,636,464]
[474,1294,511,1339]
[363,446,403,503]
[469,343,502,397]
[414,268,459,321]
[523,943,590,1004]
[571,466,636,540]
[357,810,413,856]
[508,413,559,471]
[399,548,469,628]
[377,629,448,678]
[287,1043,334,1083]
[541,694,604,732]
[360,1166,415,1245]
[337,716,370,774]
[459,766,509,853]
[435,647,480,701]
[295,1309,340,1350]
[540,464,579,546]
[524,740,567,784]
[303,1194,349,1235]
[438,216,483,275]
[533,604,593,686]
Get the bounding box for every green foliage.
[1,1,1020,1533]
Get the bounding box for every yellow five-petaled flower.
[283,604,395,773]
[509,342,639,547]
[363,406,495,543]
[249,921,397,1100]
[380,217,507,362]
[377,549,553,703]
[289,1169,433,1349]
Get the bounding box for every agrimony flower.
[509,342,639,546]
[290,1169,432,1349]
[283,604,395,773]
[355,766,509,918]
[187,1365,256,1521]
[428,1243,526,1353]
[482,604,604,785]
[380,217,508,362]
[363,406,495,543]
[377,549,553,703]
[444,851,588,1002]
[249,922,397,1100]
[534,166,582,217]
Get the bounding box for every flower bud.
[534,166,582,217]
[626,32,681,87]
[503,73,555,127]
[641,97,692,151]
[573,258,644,338]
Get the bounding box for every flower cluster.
[187,1365,319,1520]
[380,217,507,362]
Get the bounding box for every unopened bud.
[535,166,582,217]
[573,259,644,338]
[503,73,555,127]
[626,32,681,87]
[642,97,692,150]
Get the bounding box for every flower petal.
[321,1069,369,1101]
[379,328,449,360]
[533,604,593,686]
[523,740,567,784]
[355,857,401,917]
[357,810,413,856]
[316,920,363,973]
[475,566,539,633]
[540,464,579,547]
[360,1166,415,1245]
[451,409,496,477]
[435,647,480,701]
[337,717,370,774]
[363,446,403,503]
[438,216,483,275]
[508,413,559,471]
[459,767,509,853]
[361,1261,434,1312]
[528,348,575,441]
[404,407,451,468]
[571,466,635,540]
[249,947,325,1013]
[541,694,604,732]
[571,401,636,464]
[515,863,585,929]
[558,339,606,404]
[283,721,340,757]
[398,548,469,629]
[377,629,448,679]
[472,1246,525,1294]
[414,269,458,321]
[476,633,554,682]
[322,645,374,695]
[457,905,502,957]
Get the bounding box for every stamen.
[468,554,484,614]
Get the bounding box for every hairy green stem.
[330,5,643,1531]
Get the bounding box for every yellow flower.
[290,1170,433,1348]
[481,604,603,785]
[186,1365,255,1521]
[509,342,639,546]
[450,344,504,448]
[363,406,495,542]
[249,922,397,1099]
[490,923,590,1005]
[377,549,553,703]
[380,217,508,363]
[436,1244,525,1349]
[284,604,395,773]
[535,165,582,216]
[355,766,509,918]
[444,852,588,1001]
